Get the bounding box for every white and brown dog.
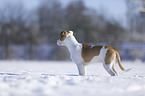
[57,30,130,76]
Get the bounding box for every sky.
[0,0,127,27]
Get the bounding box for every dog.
[57,30,130,76]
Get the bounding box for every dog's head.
[57,30,73,46]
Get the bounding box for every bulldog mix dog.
[57,30,130,76]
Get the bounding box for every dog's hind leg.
[76,64,85,76]
[103,63,117,76]
[112,64,118,76]
[103,49,118,76]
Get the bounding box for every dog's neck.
[65,35,80,52]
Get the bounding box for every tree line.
[0,0,126,60]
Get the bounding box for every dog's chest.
[69,44,83,63]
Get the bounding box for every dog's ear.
[68,31,73,35]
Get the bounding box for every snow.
[0,60,145,96]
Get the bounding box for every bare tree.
[0,0,126,60]
[36,0,64,44]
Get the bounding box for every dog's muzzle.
[57,39,62,46]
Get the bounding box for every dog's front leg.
[76,64,85,76]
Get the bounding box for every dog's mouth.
[57,39,63,46]
[57,40,61,46]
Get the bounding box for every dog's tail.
[116,51,132,72]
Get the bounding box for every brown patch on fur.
[60,31,70,41]
[104,46,116,64]
[105,46,117,51]
[81,44,103,62]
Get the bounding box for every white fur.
[103,63,117,76]
[57,31,115,76]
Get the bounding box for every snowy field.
[0,60,145,96]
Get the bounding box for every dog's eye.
[60,31,66,36]
[64,32,66,35]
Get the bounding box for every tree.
[37,0,64,44]
[0,0,126,60]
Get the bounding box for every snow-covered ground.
[0,60,145,96]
